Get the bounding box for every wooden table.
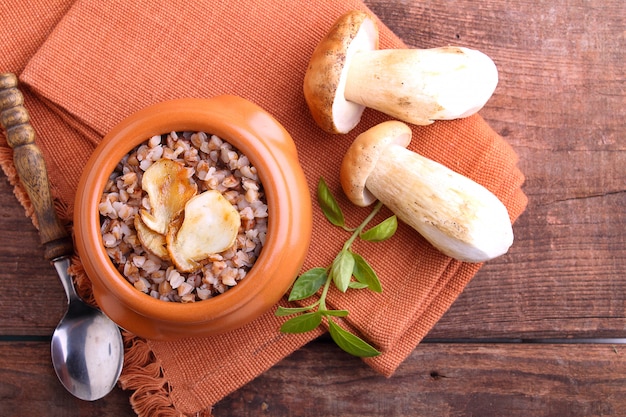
[1,0,624,415]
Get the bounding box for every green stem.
[322,201,384,309]
[342,201,384,251]
[318,267,333,311]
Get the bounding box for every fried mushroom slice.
[167,190,241,273]
[134,215,170,260]
[140,159,198,235]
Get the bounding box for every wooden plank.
[0,341,133,417]
[2,337,625,417]
[0,176,67,335]
[215,337,626,417]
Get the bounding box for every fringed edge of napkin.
[119,333,200,417]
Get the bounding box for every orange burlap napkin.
[2,0,527,415]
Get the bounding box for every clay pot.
[73,96,312,340]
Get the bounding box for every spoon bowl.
[50,258,124,401]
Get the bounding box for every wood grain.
[214,336,626,417]
[0,341,133,417]
[0,0,624,415]
[2,337,625,417]
[0,174,67,335]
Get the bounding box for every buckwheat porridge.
[99,131,268,303]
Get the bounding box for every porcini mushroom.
[303,10,499,134]
[340,120,513,263]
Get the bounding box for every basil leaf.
[288,267,327,301]
[331,250,355,293]
[327,319,380,357]
[360,215,397,242]
[275,306,313,317]
[322,309,349,317]
[352,253,382,293]
[348,281,369,290]
[280,312,322,333]
[317,177,345,227]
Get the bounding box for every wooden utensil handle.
[0,73,73,261]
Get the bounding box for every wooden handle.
[0,73,73,261]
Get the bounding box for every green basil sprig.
[276,177,397,357]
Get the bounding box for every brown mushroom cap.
[303,10,379,134]
[340,120,412,206]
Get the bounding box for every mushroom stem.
[344,47,499,126]
[340,121,513,263]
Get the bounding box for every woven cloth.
[1,0,527,415]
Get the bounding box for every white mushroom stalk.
[345,46,499,126]
[303,10,499,134]
[340,121,514,263]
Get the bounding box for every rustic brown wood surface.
[0,0,624,416]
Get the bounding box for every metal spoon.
[0,73,124,401]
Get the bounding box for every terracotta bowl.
[73,96,312,340]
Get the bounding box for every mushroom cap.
[340,120,412,206]
[303,10,379,134]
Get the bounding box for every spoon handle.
[0,73,73,261]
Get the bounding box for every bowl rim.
[74,96,310,325]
